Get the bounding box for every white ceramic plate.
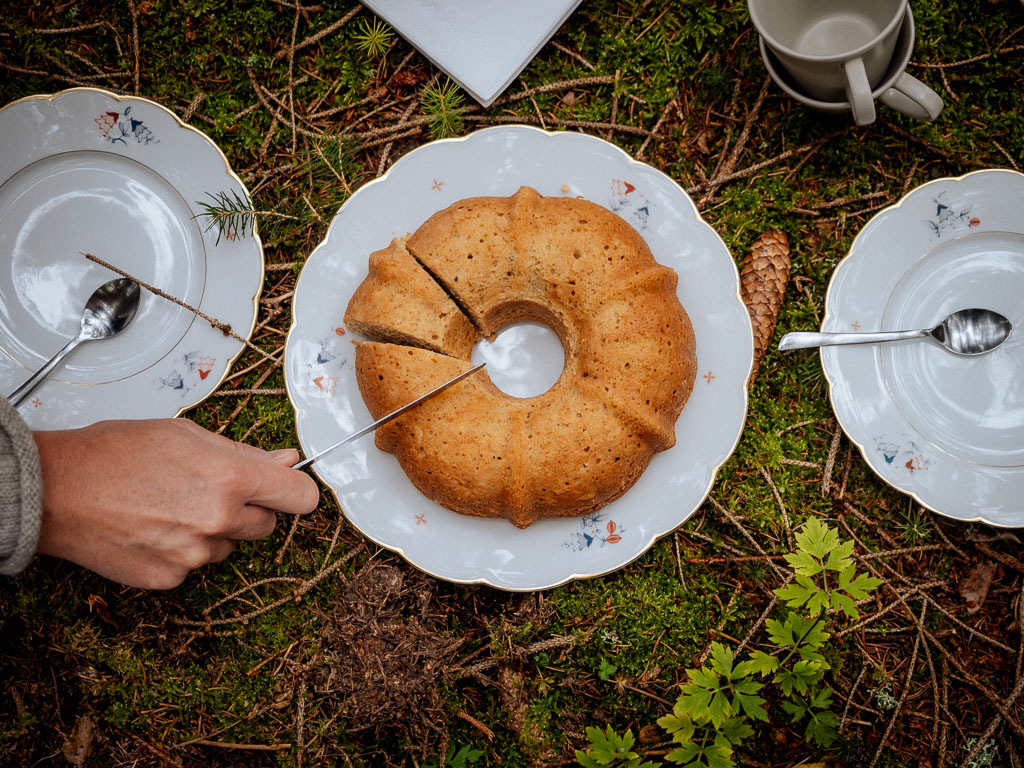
[0,88,263,428]
[286,126,753,590]
[822,169,1024,528]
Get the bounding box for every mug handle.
[879,72,944,122]
[843,58,876,125]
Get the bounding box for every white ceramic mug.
[758,8,943,123]
[749,0,942,125]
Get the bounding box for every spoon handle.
[778,328,929,351]
[7,336,84,408]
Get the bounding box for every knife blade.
[291,362,486,470]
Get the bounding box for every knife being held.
[291,362,486,470]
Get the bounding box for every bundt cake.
[345,186,697,528]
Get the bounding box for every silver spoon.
[778,308,1012,356]
[8,278,142,407]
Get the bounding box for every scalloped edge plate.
[285,126,753,590]
[822,168,1024,528]
[0,88,263,427]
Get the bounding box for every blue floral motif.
[924,191,978,238]
[95,105,159,146]
[154,352,215,396]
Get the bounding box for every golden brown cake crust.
[347,186,697,528]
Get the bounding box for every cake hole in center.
[471,321,565,398]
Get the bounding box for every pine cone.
[740,230,791,386]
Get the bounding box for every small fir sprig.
[898,508,932,545]
[197,190,255,244]
[196,190,301,245]
[421,77,465,139]
[353,17,394,58]
[197,136,361,246]
[300,134,360,195]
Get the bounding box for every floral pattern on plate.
[94,105,159,146]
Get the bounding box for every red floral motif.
[905,454,929,472]
[611,179,636,196]
[313,375,338,395]
[197,356,216,380]
[606,520,621,545]
[94,111,119,135]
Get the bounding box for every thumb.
[267,448,301,467]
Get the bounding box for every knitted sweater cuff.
[0,398,42,575]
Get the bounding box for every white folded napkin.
[362,0,584,107]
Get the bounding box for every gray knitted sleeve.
[0,398,42,575]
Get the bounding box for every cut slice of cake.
[344,238,476,358]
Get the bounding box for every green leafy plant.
[353,17,393,58]
[421,78,466,138]
[673,643,767,729]
[749,611,830,691]
[423,744,484,768]
[598,659,619,681]
[780,686,840,748]
[657,643,762,768]
[576,727,659,768]
[577,519,882,768]
[774,517,882,618]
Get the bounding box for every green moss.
[549,552,719,684]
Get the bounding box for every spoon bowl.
[8,278,142,407]
[928,308,1013,355]
[778,308,1012,356]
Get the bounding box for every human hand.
[33,418,320,589]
